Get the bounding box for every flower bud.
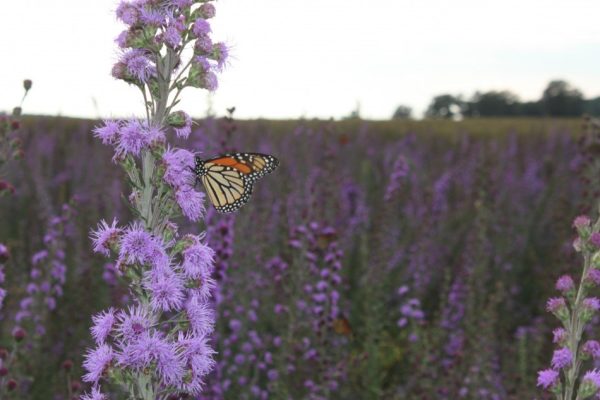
[591,233,600,248]
[199,3,216,19]
[194,35,213,55]
[12,107,22,117]
[0,367,8,377]
[6,379,16,391]
[23,79,32,91]
[62,359,73,371]
[579,370,600,399]
[166,111,188,128]
[0,244,9,263]
[12,327,26,342]
[546,297,569,322]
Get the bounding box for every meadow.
[0,115,594,399]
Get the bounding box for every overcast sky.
[1,0,600,120]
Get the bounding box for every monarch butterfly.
[194,152,279,213]
[332,316,353,336]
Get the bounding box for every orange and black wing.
[195,153,279,213]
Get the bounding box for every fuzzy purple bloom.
[583,369,600,389]
[121,49,156,84]
[537,369,559,389]
[182,238,215,279]
[118,332,185,386]
[144,266,185,312]
[583,340,600,359]
[116,305,156,340]
[588,269,600,286]
[80,386,108,400]
[114,120,150,158]
[546,297,567,313]
[82,344,114,383]
[163,26,182,48]
[119,222,165,266]
[192,18,211,37]
[186,293,215,336]
[574,215,591,229]
[91,308,116,345]
[162,147,195,188]
[556,275,575,292]
[552,327,567,344]
[93,120,121,145]
[176,188,206,222]
[90,219,121,256]
[584,297,600,312]
[116,2,139,25]
[199,3,216,19]
[551,347,572,369]
[591,232,600,248]
[212,42,229,69]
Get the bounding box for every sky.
[1,0,600,120]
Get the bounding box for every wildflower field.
[0,113,598,399]
[2,1,600,399]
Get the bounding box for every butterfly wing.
[196,153,279,213]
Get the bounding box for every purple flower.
[195,36,213,54]
[163,26,182,48]
[116,2,139,25]
[583,340,600,359]
[144,266,185,312]
[174,112,192,139]
[181,237,214,279]
[115,30,128,48]
[80,386,108,400]
[546,297,566,313]
[556,275,574,292]
[90,219,121,256]
[551,347,572,369]
[583,369,600,389]
[587,269,600,286]
[171,0,193,7]
[82,344,114,383]
[552,327,567,344]
[118,332,185,386]
[584,297,600,312]
[119,222,165,266]
[591,232,600,248]
[162,147,195,189]
[186,293,215,336]
[93,120,121,145]
[212,42,229,69]
[91,308,116,345]
[32,250,48,265]
[116,305,156,340]
[199,3,216,19]
[139,8,164,26]
[114,120,150,158]
[176,188,206,222]
[201,71,218,92]
[574,215,591,229]
[121,49,156,83]
[537,369,559,389]
[192,18,211,37]
[177,332,216,394]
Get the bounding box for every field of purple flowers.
[0,114,596,399]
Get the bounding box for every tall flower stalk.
[81,1,227,399]
[538,214,600,399]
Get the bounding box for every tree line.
[392,80,600,119]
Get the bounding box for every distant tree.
[516,101,543,117]
[464,90,520,117]
[392,105,412,119]
[541,80,584,117]
[425,94,464,119]
[583,97,600,117]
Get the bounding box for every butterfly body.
[195,152,279,213]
